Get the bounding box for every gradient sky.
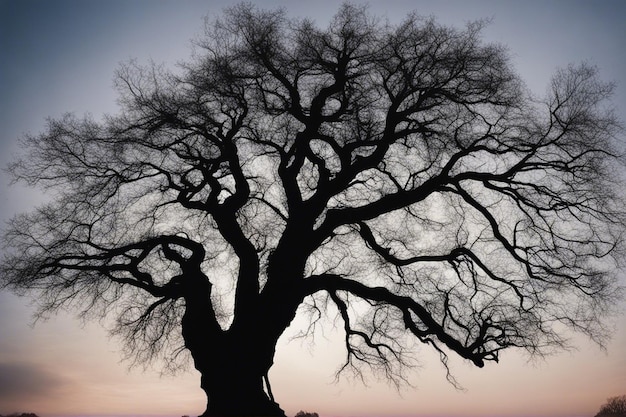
[1,1,625,417]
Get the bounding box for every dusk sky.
[1,1,625,417]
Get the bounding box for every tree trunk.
[182,303,286,417]
[199,370,285,417]
[180,251,306,416]
[192,331,286,417]
[180,276,286,417]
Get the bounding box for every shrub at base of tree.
[294,412,319,417]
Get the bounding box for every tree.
[1,3,624,417]
[596,395,626,417]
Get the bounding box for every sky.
[1,1,625,417]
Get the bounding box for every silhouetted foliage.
[596,395,626,417]
[0,413,40,417]
[2,3,624,417]
[294,411,319,417]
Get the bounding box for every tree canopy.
[1,3,624,416]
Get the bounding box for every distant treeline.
[0,414,39,417]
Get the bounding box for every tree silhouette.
[596,395,626,417]
[1,4,624,417]
[0,414,40,417]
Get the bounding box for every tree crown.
[2,3,624,384]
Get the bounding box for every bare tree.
[596,395,626,417]
[2,4,624,417]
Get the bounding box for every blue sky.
[1,1,625,416]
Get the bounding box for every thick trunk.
[192,333,286,417]
[182,298,286,417]
[199,370,285,417]
[180,237,309,417]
